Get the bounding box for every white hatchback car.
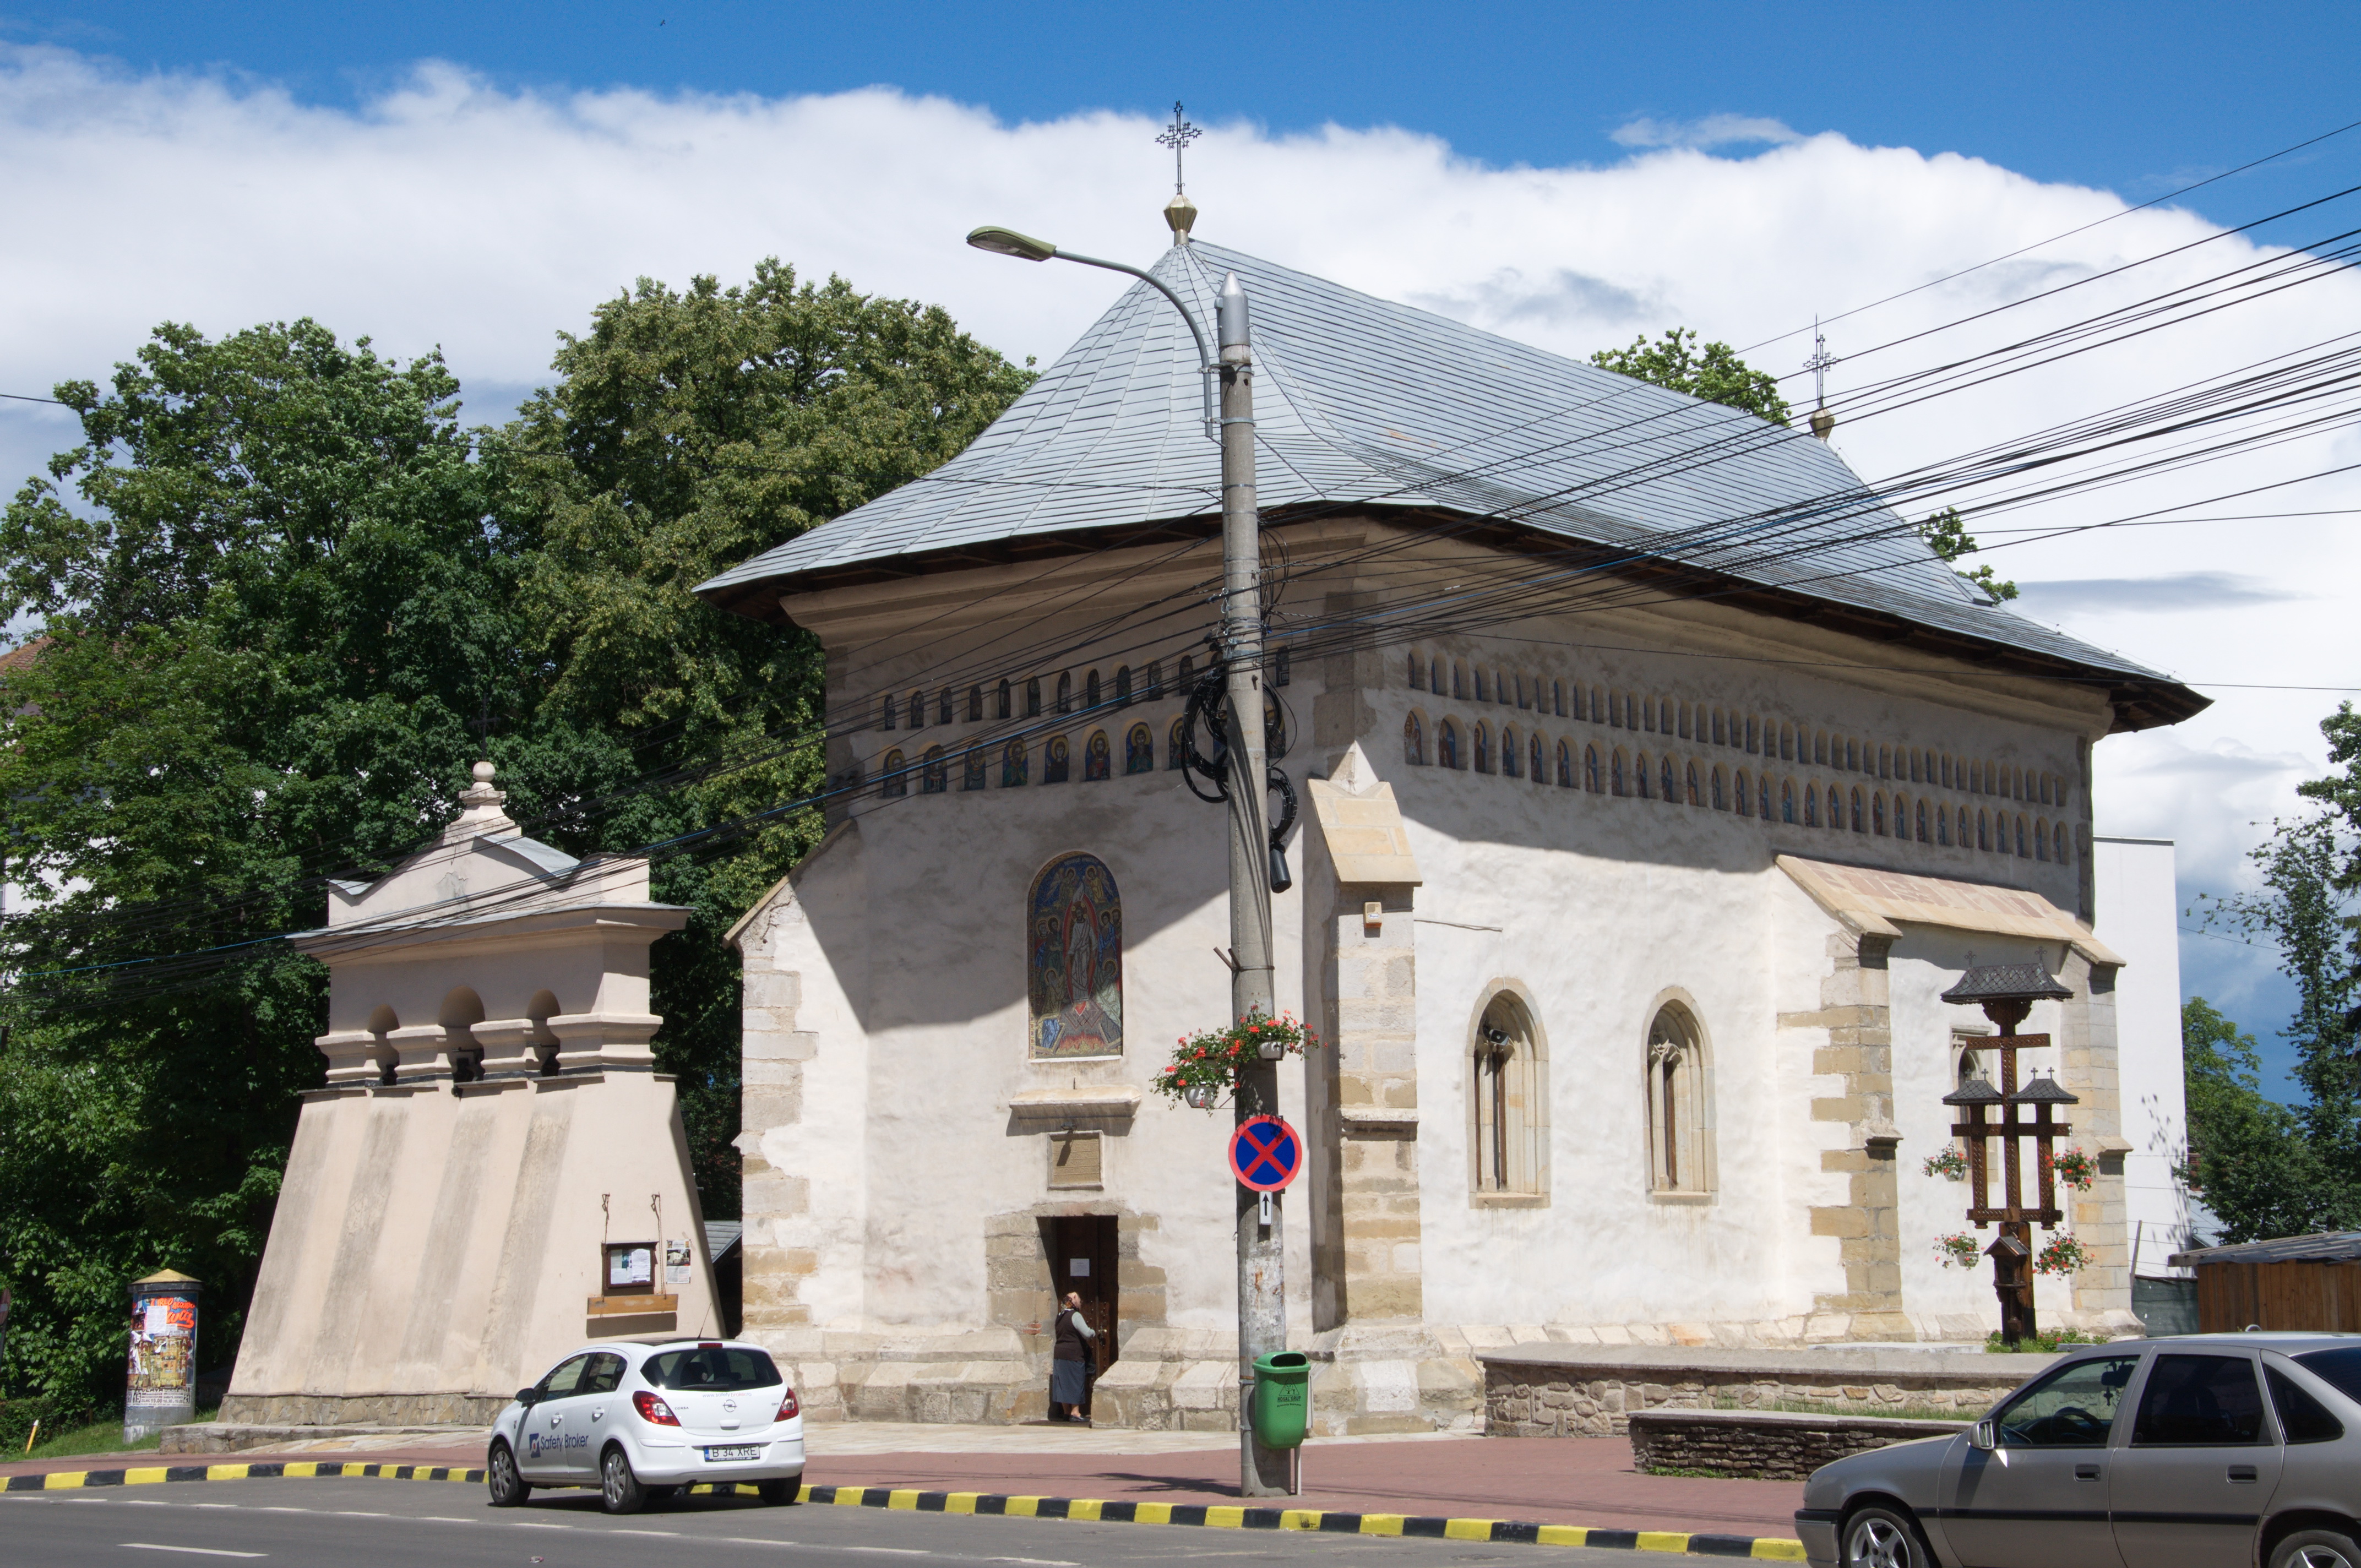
[487,1338,806,1514]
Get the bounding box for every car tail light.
[777,1388,799,1422]
[633,1390,681,1427]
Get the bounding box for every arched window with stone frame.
[1660,755,1676,803]
[1057,672,1074,714]
[1028,852,1123,1059]
[1474,721,1493,774]
[881,749,907,798]
[1433,656,1447,694]
[1409,650,1426,690]
[879,693,896,731]
[1584,744,1601,792]
[1475,669,1488,704]
[1553,679,1566,717]
[1804,783,1819,827]
[997,679,1013,720]
[1440,720,1462,771]
[1874,793,1889,836]
[1026,677,1043,717]
[937,688,954,725]
[1685,760,1700,807]
[969,685,985,722]
[921,747,947,794]
[1146,660,1165,699]
[1851,787,1865,832]
[1114,666,1132,706]
[1815,732,1829,766]
[1557,739,1573,787]
[1634,750,1650,799]
[1735,769,1752,816]
[1470,989,1548,1199]
[1711,766,1727,810]
[909,690,924,729]
[1781,780,1795,823]
[2016,815,2030,857]
[2054,823,2069,862]
[1085,669,1102,709]
[1532,733,1546,785]
[2035,817,2049,861]
[1168,717,1188,770]
[1916,799,1929,842]
[1646,1000,1714,1196]
[1404,712,1426,766]
[1502,725,1521,777]
[1611,748,1626,796]
[1452,661,1467,699]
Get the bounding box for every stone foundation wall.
[1629,1408,1967,1481]
[1479,1346,2050,1438]
[216,1391,509,1427]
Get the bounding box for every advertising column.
[124,1270,201,1443]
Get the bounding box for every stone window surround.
[1463,979,1551,1205]
[1643,987,1718,1204]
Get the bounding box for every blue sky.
[17,0,2361,242]
[2,1,2354,1095]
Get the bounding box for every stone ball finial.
[1165,190,1198,245]
[473,760,496,786]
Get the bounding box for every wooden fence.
[2196,1259,2361,1332]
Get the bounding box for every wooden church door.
[1044,1215,1119,1411]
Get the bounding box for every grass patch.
[13,1407,220,1463]
[1986,1329,2101,1354]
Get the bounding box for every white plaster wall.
[758,665,1316,1340]
[2092,837,2194,1276]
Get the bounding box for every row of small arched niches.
[1403,650,2070,810]
[1402,712,2075,864]
[874,651,1294,733]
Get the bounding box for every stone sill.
[1470,1191,1548,1208]
[1649,1189,1716,1205]
[1007,1086,1142,1123]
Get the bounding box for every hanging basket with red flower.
[1154,1012,1319,1111]
[2051,1148,2097,1191]
[2035,1234,2091,1276]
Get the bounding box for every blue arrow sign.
[1228,1115,1302,1193]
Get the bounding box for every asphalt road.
[1,1476,1707,1568]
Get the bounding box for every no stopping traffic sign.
[1228,1115,1302,1193]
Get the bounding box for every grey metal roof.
[696,239,2191,704]
[704,1220,743,1261]
[1942,963,2076,1005]
[2169,1231,2361,1268]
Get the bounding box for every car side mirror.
[1971,1419,1996,1451]
[515,1387,541,1408]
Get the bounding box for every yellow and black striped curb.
[787,1485,1806,1560]
[2,1462,1809,1560]
[6,1460,486,1490]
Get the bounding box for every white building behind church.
[693,213,2206,1433]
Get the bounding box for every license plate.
[704,1445,763,1462]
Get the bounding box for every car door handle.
[2228,1465,2259,1483]
[591,1408,605,1422]
[2075,1464,2101,1480]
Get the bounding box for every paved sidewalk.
[0,1422,1804,1540]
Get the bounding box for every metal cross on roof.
[1803,317,1837,409]
[1157,101,1200,195]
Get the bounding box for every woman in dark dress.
[1049,1290,1096,1423]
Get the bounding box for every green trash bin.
[1249,1351,1311,1450]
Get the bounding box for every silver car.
[1796,1332,2361,1568]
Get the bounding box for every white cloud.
[0,43,2353,968]
[1609,113,1804,150]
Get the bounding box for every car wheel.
[1843,1504,1931,1568]
[487,1441,531,1507]
[758,1479,800,1506]
[2274,1529,2361,1568]
[600,1446,646,1515]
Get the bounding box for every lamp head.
[965,226,1058,263]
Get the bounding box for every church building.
[693,203,2205,1433]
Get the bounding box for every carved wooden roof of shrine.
[697,239,2207,732]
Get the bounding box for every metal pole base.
[1239,1431,1292,1498]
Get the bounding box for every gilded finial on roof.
[1165,190,1198,244]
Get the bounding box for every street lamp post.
[967,225,1290,1497]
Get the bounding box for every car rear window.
[641,1346,783,1392]
[2294,1346,2361,1404]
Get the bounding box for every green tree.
[1916,506,2018,603]
[488,260,1033,1207]
[0,266,1032,1408]
[2182,997,2332,1242]
[1588,326,1792,426]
